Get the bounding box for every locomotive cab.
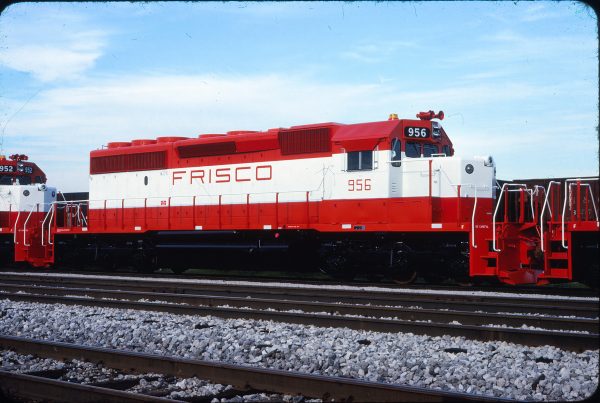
[386,111,495,201]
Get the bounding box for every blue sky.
[0,1,597,192]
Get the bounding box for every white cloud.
[0,43,104,82]
[0,6,108,82]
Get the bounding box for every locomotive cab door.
[390,137,402,198]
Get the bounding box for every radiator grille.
[278,128,331,155]
[177,142,236,158]
[90,151,167,174]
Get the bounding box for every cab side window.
[347,150,373,171]
[405,142,421,158]
[442,145,451,156]
[391,138,401,167]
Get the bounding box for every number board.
[404,127,430,138]
[0,165,15,173]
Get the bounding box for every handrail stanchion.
[218,195,222,229]
[193,196,196,228]
[306,191,310,226]
[13,211,20,245]
[577,181,581,223]
[562,181,572,249]
[168,197,172,229]
[540,181,559,252]
[471,188,478,248]
[276,192,279,228]
[456,185,461,226]
[48,203,56,245]
[585,189,589,221]
[246,194,250,229]
[41,203,53,246]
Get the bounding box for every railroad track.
[1,267,596,297]
[0,273,597,351]
[0,335,512,402]
[0,271,597,313]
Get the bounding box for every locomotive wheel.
[388,243,416,284]
[455,276,474,286]
[391,268,417,284]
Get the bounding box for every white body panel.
[0,184,57,213]
[89,153,495,209]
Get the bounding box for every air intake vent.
[177,142,236,158]
[90,151,167,174]
[278,128,331,155]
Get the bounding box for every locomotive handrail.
[41,203,57,246]
[540,181,560,252]
[52,189,324,208]
[526,185,545,225]
[492,183,527,252]
[76,203,88,227]
[13,211,20,245]
[471,188,478,248]
[41,207,51,246]
[561,178,600,249]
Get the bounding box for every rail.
[0,335,509,402]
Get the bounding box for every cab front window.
[17,176,32,185]
[423,144,439,157]
[405,142,420,158]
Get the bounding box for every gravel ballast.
[0,298,597,401]
[1,349,319,402]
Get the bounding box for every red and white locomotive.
[2,111,598,285]
[0,154,56,266]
